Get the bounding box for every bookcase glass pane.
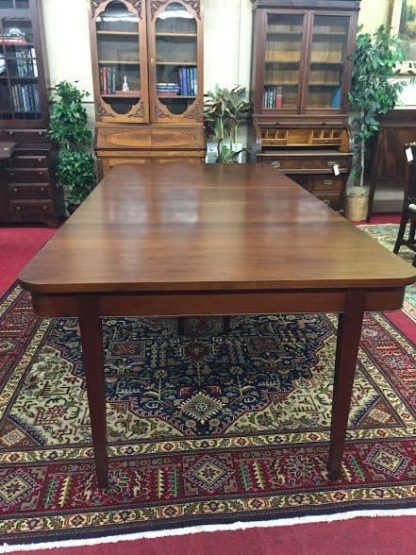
[0,82,13,119]
[155,2,197,115]
[1,18,41,119]
[3,17,33,43]
[0,1,30,8]
[263,14,304,110]
[96,0,141,115]
[306,15,349,110]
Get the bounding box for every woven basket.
[345,193,369,222]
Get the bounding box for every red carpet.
[0,227,55,297]
[1,216,416,555]
[368,213,401,225]
[3,515,416,555]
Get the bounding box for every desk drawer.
[259,154,351,173]
[316,192,342,211]
[310,176,343,193]
[11,155,49,168]
[292,174,344,211]
[3,128,49,143]
[8,183,51,199]
[7,167,51,183]
[9,199,54,217]
[96,125,205,150]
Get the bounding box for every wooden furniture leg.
[78,295,109,488]
[393,212,407,254]
[328,290,366,480]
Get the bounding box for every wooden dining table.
[19,163,416,488]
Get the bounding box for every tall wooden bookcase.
[89,0,204,177]
[250,0,361,211]
[0,0,62,226]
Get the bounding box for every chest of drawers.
[0,130,63,227]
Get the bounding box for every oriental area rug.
[1,224,416,546]
[359,224,416,324]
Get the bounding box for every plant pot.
[345,193,369,222]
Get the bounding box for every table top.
[19,163,416,294]
[0,141,16,160]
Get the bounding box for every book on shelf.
[11,83,40,113]
[263,86,283,109]
[157,82,180,95]
[100,66,117,95]
[15,48,38,78]
[178,67,197,96]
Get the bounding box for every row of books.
[178,67,197,96]
[11,84,40,113]
[157,82,180,96]
[14,48,38,78]
[100,66,117,94]
[263,86,283,109]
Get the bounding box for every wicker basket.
[345,193,369,222]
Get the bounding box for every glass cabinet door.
[94,0,148,122]
[149,1,199,122]
[263,13,305,111]
[305,15,350,110]
[0,15,41,121]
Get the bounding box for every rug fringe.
[3,508,416,553]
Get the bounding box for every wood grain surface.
[19,163,416,294]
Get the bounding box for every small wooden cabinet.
[0,0,62,226]
[368,110,416,217]
[89,0,205,176]
[249,0,360,211]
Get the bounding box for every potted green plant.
[48,80,97,213]
[203,84,250,163]
[347,26,406,220]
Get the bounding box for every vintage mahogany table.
[19,163,416,488]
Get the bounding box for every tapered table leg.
[329,290,366,480]
[78,295,109,488]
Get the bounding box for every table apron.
[30,287,405,318]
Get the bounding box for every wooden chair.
[393,144,416,267]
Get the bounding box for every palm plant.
[203,84,250,163]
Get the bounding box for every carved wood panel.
[150,0,200,20]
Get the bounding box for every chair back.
[403,143,416,204]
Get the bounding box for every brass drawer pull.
[15,205,22,211]
[271,161,281,169]
[323,179,334,186]
[39,187,45,193]
[42,205,49,211]
[13,187,18,193]
[327,161,337,167]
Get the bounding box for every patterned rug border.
[4,498,416,553]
